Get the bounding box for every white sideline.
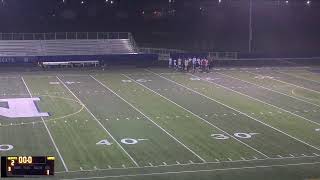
[21,76,69,172]
[191,73,320,127]
[216,72,320,108]
[146,69,320,152]
[122,74,269,158]
[276,71,320,84]
[247,71,320,94]
[56,76,139,167]
[61,161,320,180]
[55,154,320,174]
[89,75,206,163]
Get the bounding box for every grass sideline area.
[0,66,320,180]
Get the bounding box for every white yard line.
[216,72,320,108]
[276,71,320,84]
[21,76,69,172]
[247,71,320,94]
[146,69,320,152]
[90,75,206,163]
[122,74,269,158]
[61,161,320,180]
[190,73,320,127]
[56,76,140,167]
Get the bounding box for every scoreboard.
[1,156,54,178]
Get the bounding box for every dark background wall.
[0,0,319,56]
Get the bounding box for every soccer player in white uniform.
[192,57,197,73]
[178,58,182,70]
[169,57,172,68]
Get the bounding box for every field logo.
[0,98,49,118]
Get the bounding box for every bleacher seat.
[0,39,135,57]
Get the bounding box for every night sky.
[0,0,319,54]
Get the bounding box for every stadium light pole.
[249,0,253,53]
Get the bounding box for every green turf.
[0,67,320,180]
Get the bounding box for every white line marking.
[91,75,206,163]
[194,73,320,127]
[21,76,69,172]
[276,71,320,84]
[147,70,320,152]
[125,73,268,158]
[61,162,320,180]
[247,71,320,94]
[56,154,320,174]
[217,72,320,108]
[56,76,139,167]
[148,163,153,167]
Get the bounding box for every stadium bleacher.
[0,32,161,68]
[0,39,135,57]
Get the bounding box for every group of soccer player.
[168,57,211,73]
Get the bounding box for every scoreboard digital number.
[1,156,54,178]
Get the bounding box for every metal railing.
[208,52,238,60]
[139,47,186,55]
[0,32,131,40]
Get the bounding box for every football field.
[1,66,320,180]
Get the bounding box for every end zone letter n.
[0,98,49,118]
